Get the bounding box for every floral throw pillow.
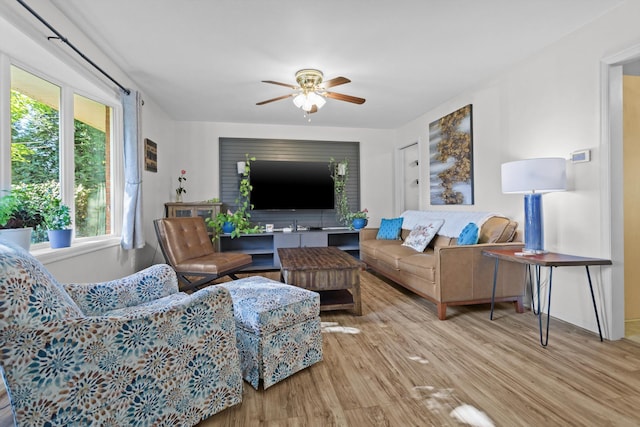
[401,220,444,252]
[376,217,404,240]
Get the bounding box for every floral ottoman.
[221,276,323,389]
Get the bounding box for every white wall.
[0,1,177,281]
[396,85,521,218]
[395,1,640,339]
[172,121,395,226]
[0,1,393,281]
[4,0,640,338]
[136,93,178,269]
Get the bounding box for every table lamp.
[501,158,566,254]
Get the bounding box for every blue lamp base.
[524,193,544,253]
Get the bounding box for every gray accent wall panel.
[219,137,360,229]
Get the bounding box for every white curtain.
[121,89,144,249]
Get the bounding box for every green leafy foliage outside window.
[10,89,108,242]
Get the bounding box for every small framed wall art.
[144,138,158,172]
[428,104,474,205]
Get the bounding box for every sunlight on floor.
[625,319,640,344]
[320,321,361,334]
[450,404,495,427]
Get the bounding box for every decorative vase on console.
[222,221,235,234]
[348,208,369,230]
[175,169,187,203]
[352,218,367,230]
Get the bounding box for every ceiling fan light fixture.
[302,96,314,112]
[293,91,326,112]
[258,68,365,118]
[295,69,323,89]
[308,92,326,109]
[293,93,306,108]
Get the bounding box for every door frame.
[601,43,640,340]
[395,139,421,216]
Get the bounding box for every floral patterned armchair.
[0,240,242,426]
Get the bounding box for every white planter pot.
[0,227,33,251]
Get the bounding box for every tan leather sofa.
[360,211,525,320]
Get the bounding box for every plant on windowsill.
[329,157,350,226]
[208,154,260,239]
[0,190,45,250]
[42,196,73,249]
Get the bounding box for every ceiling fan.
[256,69,366,114]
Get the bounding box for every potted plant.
[208,154,260,239]
[0,190,44,250]
[210,209,253,238]
[346,208,369,230]
[43,197,72,248]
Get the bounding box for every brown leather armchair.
[154,217,252,290]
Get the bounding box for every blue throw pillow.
[376,217,404,240]
[457,222,479,245]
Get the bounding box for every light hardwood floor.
[2,270,640,426]
[625,319,640,344]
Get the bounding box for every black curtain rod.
[16,0,131,95]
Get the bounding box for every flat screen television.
[250,160,335,210]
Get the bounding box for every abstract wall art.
[428,104,474,205]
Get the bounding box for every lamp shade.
[501,158,566,194]
[307,92,326,109]
[293,94,305,108]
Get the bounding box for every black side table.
[482,249,612,347]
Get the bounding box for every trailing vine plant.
[208,153,260,239]
[329,157,350,226]
[236,153,255,221]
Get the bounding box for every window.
[10,66,61,244]
[8,64,114,245]
[73,94,112,238]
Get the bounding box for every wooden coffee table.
[278,246,364,315]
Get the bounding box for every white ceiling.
[48,0,623,129]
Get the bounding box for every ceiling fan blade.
[308,105,318,114]
[262,80,299,90]
[256,94,294,105]
[322,76,350,88]
[324,92,366,105]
